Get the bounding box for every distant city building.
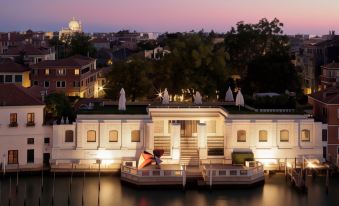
[144,46,170,60]
[90,38,110,50]
[0,84,52,171]
[295,31,339,94]
[320,61,339,90]
[0,44,55,66]
[0,60,31,87]
[309,88,339,165]
[30,55,103,98]
[59,17,83,40]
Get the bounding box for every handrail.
[202,162,264,179]
[121,165,185,178]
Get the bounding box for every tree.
[105,57,154,102]
[69,33,96,57]
[45,93,74,123]
[224,18,289,77]
[224,18,301,94]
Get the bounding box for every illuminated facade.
[51,106,327,168]
[59,17,83,40]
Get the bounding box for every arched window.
[109,130,118,142]
[87,130,96,142]
[131,130,140,142]
[280,130,289,142]
[301,129,310,142]
[259,130,268,142]
[65,130,74,142]
[237,130,246,142]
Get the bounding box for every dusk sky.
[1,0,338,34]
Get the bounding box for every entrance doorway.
[43,153,50,167]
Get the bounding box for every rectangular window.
[27,113,35,126]
[44,137,50,144]
[44,81,50,88]
[27,149,34,163]
[33,81,38,86]
[0,75,4,83]
[322,129,328,141]
[237,130,246,142]
[87,130,96,142]
[74,69,80,75]
[45,69,50,75]
[5,75,12,83]
[131,130,140,142]
[33,69,38,75]
[8,150,18,164]
[109,130,118,142]
[259,130,268,142]
[323,146,327,159]
[56,69,66,76]
[65,130,74,142]
[27,138,34,144]
[14,75,22,83]
[9,113,18,127]
[56,81,66,88]
[73,81,80,88]
[81,67,90,74]
[337,109,339,119]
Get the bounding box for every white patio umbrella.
[194,91,202,104]
[225,87,234,102]
[118,88,126,111]
[162,88,170,104]
[235,89,245,110]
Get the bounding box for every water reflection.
[0,174,338,206]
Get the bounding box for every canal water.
[0,173,338,206]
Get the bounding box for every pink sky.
[1,0,338,34]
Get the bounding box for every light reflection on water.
[0,174,338,206]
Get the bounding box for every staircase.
[180,136,199,166]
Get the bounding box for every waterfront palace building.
[51,105,327,169]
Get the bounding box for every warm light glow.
[96,150,113,160]
[287,162,292,168]
[259,159,277,165]
[99,86,104,91]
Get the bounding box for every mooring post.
[52,172,55,206]
[41,166,44,193]
[15,165,18,194]
[182,165,186,190]
[9,176,11,206]
[326,169,329,195]
[284,158,287,182]
[209,165,212,190]
[23,183,26,206]
[82,172,85,206]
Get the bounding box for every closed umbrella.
[194,91,202,104]
[118,88,126,111]
[235,89,245,110]
[162,88,170,104]
[225,87,234,102]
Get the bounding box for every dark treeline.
[99,18,302,102]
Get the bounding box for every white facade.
[51,107,326,168]
[0,105,52,171]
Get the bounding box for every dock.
[120,161,264,188]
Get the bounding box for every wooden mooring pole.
[326,169,329,195]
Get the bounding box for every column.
[145,122,154,151]
[98,121,105,149]
[171,123,181,161]
[197,123,207,159]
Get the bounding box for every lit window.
[87,130,96,142]
[280,130,289,142]
[65,130,74,142]
[74,69,80,75]
[9,113,17,127]
[57,69,66,76]
[27,138,34,144]
[131,130,140,142]
[45,69,50,75]
[109,130,118,142]
[237,130,246,142]
[259,130,268,142]
[27,113,35,126]
[8,150,18,164]
[301,129,310,142]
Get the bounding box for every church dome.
[68,17,81,31]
